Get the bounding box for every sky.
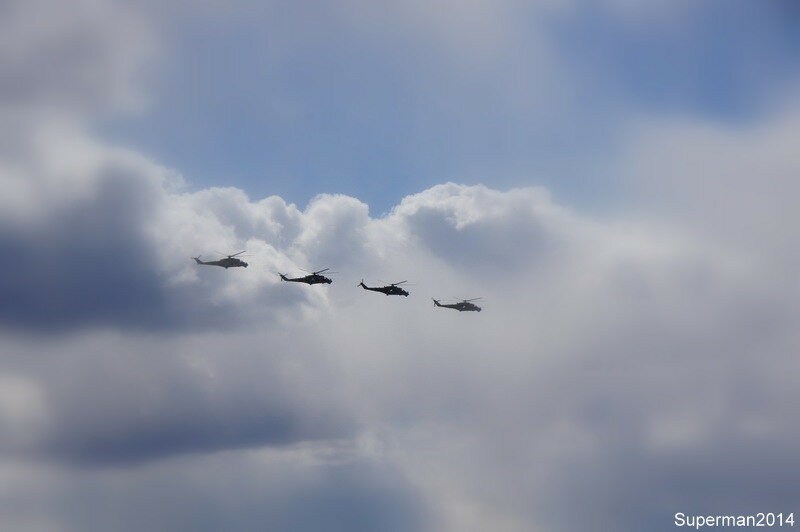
[1,0,799,531]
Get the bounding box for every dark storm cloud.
[2,331,358,465]
[1,448,433,532]
[44,386,349,467]
[274,461,433,532]
[0,163,168,331]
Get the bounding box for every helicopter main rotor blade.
[229,250,247,257]
[391,281,408,286]
[314,268,330,274]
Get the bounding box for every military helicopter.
[192,251,249,269]
[278,268,334,285]
[357,279,410,297]
[432,297,482,312]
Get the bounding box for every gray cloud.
[2,140,798,530]
[0,0,152,120]
[0,445,433,532]
[0,160,166,331]
[3,150,798,529]
[1,330,357,466]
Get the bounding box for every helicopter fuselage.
[359,282,409,296]
[280,274,332,285]
[194,257,248,269]
[433,299,481,312]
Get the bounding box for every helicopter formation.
[194,252,482,312]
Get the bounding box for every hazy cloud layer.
[0,0,152,124]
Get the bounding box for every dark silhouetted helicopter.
[432,298,482,312]
[279,268,334,285]
[192,251,248,269]
[358,280,409,297]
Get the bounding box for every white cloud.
[624,97,800,265]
